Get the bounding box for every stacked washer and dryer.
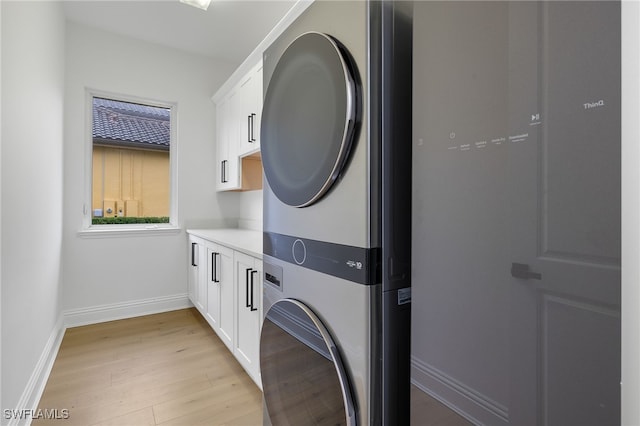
[258,2,412,425]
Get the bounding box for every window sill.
[78,225,182,239]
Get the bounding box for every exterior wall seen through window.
[91,97,171,225]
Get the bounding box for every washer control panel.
[263,231,379,286]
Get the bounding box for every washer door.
[261,32,360,208]
[260,299,356,425]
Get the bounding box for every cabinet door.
[188,236,206,313]
[252,61,263,152]
[234,252,262,384]
[188,237,199,304]
[216,245,235,351]
[196,244,206,314]
[215,99,228,191]
[238,73,255,156]
[205,244,221,330]
[238,61,263,157]
[216,90,240,191]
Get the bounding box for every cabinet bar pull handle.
[250,270,258,311]
[250,113,257,142]
[248,115,252,143]
[222,160,229,183]
[212,252,220,283]
[245,268,253,308]
[221,160,225,183]
[191,243,197,267]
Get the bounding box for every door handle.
[212,252,219,283]
[250,270,258,311]
[245,268,253,308]
[191,243,197,267]
[250,113,257,142]
[511,263,542,280]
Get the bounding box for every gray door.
[412,2,620,425]
[508,2,621,425]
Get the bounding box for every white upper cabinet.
[211,1,312,193]
[215,60,263,192]
[216,88,241,191]
[238,61,263,157]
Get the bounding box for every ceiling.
[62,0,297,66]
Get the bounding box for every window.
[84,92,177,232]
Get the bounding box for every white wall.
[1,0,66,414]
[62,23,238,314]
[238,189,263,230]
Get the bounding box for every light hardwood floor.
[34,308,470,426]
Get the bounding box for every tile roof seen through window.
[93,97,170,150]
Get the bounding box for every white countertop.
[186,228,262,259]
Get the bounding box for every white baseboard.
[64,294,192,328]
[411,356,508,426]
[8,315,65,426]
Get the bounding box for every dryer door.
[261,32,360,208]
[260,298,356,426]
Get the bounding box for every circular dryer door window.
[261,32,360,208]
[260,299,356,426]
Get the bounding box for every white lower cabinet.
[204,243,234,351]
[188,235,206,314]
[234,252,262,385]
[187,235,262,388]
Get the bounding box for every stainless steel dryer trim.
[261,31,360,208]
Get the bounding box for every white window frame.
[79,89,180,237]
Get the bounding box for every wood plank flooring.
[411,386,472,426]
[34,308,470,426]
[34,309,262,426]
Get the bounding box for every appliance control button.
[292,239,307,265]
